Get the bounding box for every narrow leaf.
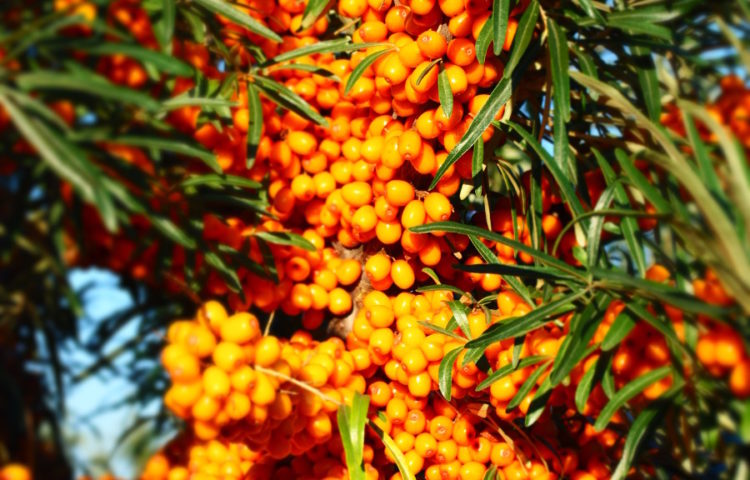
[345,48,392,95]
[492,0,510,56]
[246,82,263,167]
[193,0,282,42]
[594,366,671,431]
[439,348,463,400]
[437,67,454,118]
[300,0,330,30]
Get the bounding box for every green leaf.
[0,90,102,210]
[271,63,340,80]
[418,321,465,341]
[492,0,510,56]
[524,379,553,426]
[439,348,463,401]
[548,295,608,386]
[547,19,570,123]
[502,0,539,79]
[576,0,604,21]
[412,221,581,277]
[430,77,510,189]
[507,122,585,218]
[246,82,263,168]
[447,301,472,339]
[369,421,417,480]
[483,465,498,480]
[253,75,328,126]
[681,115,721,198]
[192,0,282,42]
[467,235,534,306]
[476,355,549,391]
[158,0,176,49]
[611,394,675,480]
[594,366,671,431]
[338,391,369,480]
[300,0,330,30]
[254,231,315,251]
[113,135,221,173]
[179,173,261,190]
[149,214,197,250]
[79,42,192,76]
[161,96,237,109]
[345,48,393,96]
[416,284,468,298]
[475,15,494,65]
[14,71,162,111]
[507,360,551,410]
[437,67,454,118]
[266,40,388,65]
[575,352,611,413]
[631,45,661,122]
[601,311,636,351]
[586,184,618,268]
[471,138,484,180]
[612,149,671,214]
[465,290,586,350]
[204,251,242,293]
[592,149,647,276]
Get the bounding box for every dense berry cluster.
[2,0,748,479]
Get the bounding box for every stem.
[254,365,342,407]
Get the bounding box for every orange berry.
[730,360,750,397]
[398,130,423,160]
[385,180,416,207]
[424,192,453,221]
[329,288,353,315]
[391,259,415,289]
[287,130,317,156]
[220,312,260,344]
[342,181,373,207]
[418,30,447,59]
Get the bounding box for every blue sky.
[59,269,171,478]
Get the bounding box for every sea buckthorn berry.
[385,4,409,32]
[365,253,392,282]
[391,259,416,289]
[408,372,432,397]
[254,336,281,367]
[376,220,403,244]
[416,109,441,139]
[370,328,395,355]
[398,130,423,160]
[336,258,362,286]
[361,136,385,164]
[385,180,416,207]
[418,30,448,59]
[386,397,408,423]
[447,38,476,66]
[287,131,317,156]
[368,380,393,406]
[490,442,515,467]
[329,288,353,315]
[399,41,428,69]
[352,205,378,233]
[202,366,230,398]
[342,181,373,207]
[401,199,427,228]
[402,348,428,373]
[730,360,750,397]
[358,21,388,42]
[219,312,260,344]
[375,195,399,221]
[443,63,468,94]
[459,462,487,480]
[424,192,453,221]
[291,174,315,201]
[367,304,396,328]
[212,341,246,371]
[382,53,410,85]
